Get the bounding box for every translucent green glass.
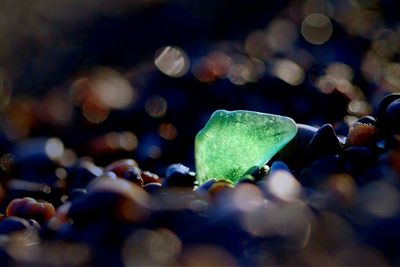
[195,110,297,185]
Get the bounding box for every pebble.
[306,124,343,163]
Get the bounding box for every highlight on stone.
[195,110,297,185]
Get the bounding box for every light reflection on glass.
[154,46,190,77]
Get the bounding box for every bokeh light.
[360,181,400,218]
[89,66,136,110]
[272,59,305,86]
[145,95,168,118]
[45,138,65,160]
[123,228,182,266]
[158,123,178,141]
[266,170,301,201]
[266,18,298,54]
[301,13,333,45]
[233,183,264,212]
[154,46,190,77]
[180,244,238,267]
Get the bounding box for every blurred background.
[0,0,399,173]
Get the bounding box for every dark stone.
[143,182,162,193]
[0,216,31,234]
[376,93,400,129]
[272,123,318,170]
[162,164,196,188]
[357,116,377,126]
[270,161,290,173]
[301,155,344,186]
[124,167,143,186]
[344,146,375,169]
[69,188,88,201]
[306,124,343,163]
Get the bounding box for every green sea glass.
[195,110,297,185]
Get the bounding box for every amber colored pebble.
[6,197,56,224]
[208,180,234,197]
[141,171,161,184]
[346,122,377,147]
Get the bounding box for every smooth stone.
[195,110,297,185]
[357,116,377,126]
[383,99,400,134]
[143,182,162,194]
[344,146,375,174]
[301,155,343,186]
[345,122,377,147]
[270,161,290,173]
[272,124,318,170]
[306,124,343,163]
[195,179,216,195]
[166,163,190,177]
[162,171,196,188]
[376,93,400,128]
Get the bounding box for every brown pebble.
[6,197,56,224]
[346,122,377,147]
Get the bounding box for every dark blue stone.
[143,182,162,193]
[306,124,343,163]
[163,163,196,188]
[0,216,31,235]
